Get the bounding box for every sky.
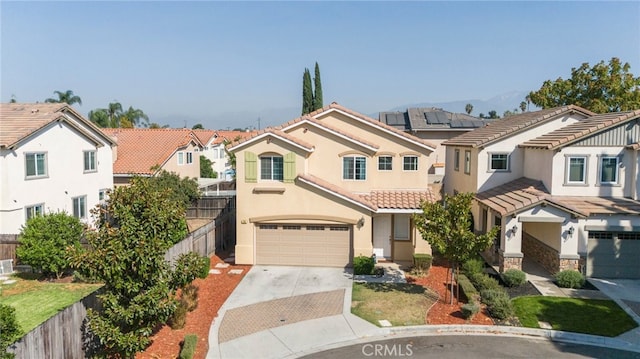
[1,1,639,130]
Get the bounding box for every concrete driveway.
[589,278,640,347]
[206,266,380,359]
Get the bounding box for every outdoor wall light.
[357,217,365,228]
[568,226,575,237]
[511,225,518,233]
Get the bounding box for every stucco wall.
[443,146,478,195]
[162,142,201,179]
[523,149,554,190]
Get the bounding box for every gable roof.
[213,130,256,145]
[102,128,203,175]
[520,110,640,150]
[380,107,494,131]
[227,128,315,153]
[192,129,217,145]
[278,116,379,152]
[442,105,595,148]
[0,103,115,149]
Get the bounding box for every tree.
[414,193,498,304]
[302,68,314,115]
[89,102,149,128]
[121,106,149,128]
[465,103,473,115]
[68,177,199,357]
[313,62,323,111]
[528,57,640,113]
[0,304,22,359]
[487,110,500,119]
[45,90,82,106]
[149,122,169,129]
[519,101,527,113]
[192,123,204,130]
[148,170,200,208]
[16,212,84,279]
[200,155,216,178]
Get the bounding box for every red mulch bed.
[407,257,494,326]
[136,254,250,359]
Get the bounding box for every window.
[212,149,219,158]
[600,156,618,184]
[489,153,509,171]
[566,156,587,184]
[454,149,460,171]
[394,214,410,240]
[84,151,97,172]
[72,196,87,219]
[99,189,109,202]
[177,152,184,165]
[403,156,418,171]
[25,152,47,178]
[378,156,392,171]
[283,225,301,230]
[186,152,193,164]
[260,156,283,181]
[306,225,325,231]
[259,224,278,230]
[25,204,43,221]
[464,150,471,174]
[343,156,366,180]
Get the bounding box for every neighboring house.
[379,108,495,183]
[102,128,202,185]
[228,103,438,267]
[194,129,256,180]
[0,103,115,234]
[443,105,640,279]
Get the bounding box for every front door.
[373,215,392,259]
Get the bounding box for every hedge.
[179,334,198,359]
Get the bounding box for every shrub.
[16,212,84,279]
[480,289,509,306]
[0,304,22,359]
[456,273,479,303]
[413,253,433,271]
[461,258,485,276]
[353,256,375,275]
[198,256,211,279]
[169,299,189,329]
[171,253,210,289]
[486,293,514,320]
[502,269,527,287]
[182,284,199,312]
[471,273,501,292]
[179,334,198,359]
[461,302,480,320]
[555,270,585,289]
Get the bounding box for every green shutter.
[283,152,296,183]
[245,151,257,183]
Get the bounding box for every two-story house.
[443,105,640,279]
[228,103,437,267]
[102,128,202,185]
[194,129,256,180]
[379,108,495,183]
[0,103,115,234]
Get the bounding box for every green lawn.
[513,296,638,337]
[351,282,438,327]
[0,275,102,333]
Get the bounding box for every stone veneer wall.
[498,251,523,272]
[522,233,559,273]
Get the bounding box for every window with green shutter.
[245,151,257,183]
[283,152,296,183]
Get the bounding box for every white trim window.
[177,152,184,165]
[25,203,44,221]
[99,189,109,203]
[72,195,87,219]
[599,156,619,184]
[566,156,587,185]
[84,150,97,172]
[394,214,410,241]
[378,156,392,171]
[464,150,471,175]
[454,149,460,171]
[25,152,47,178]
[403,156,418,171]
[489,153,509,172]
[260,156,283,181]
[186,152,193,164]
[343,156,366,180]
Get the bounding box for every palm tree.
[465,103,473,115]
[45,90,82,106]
[519,101,527,113]
[121,106,149,128]
[106,102,124,128]
[88,109,110,127]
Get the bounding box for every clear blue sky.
[2,1,639,129]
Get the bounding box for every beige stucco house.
[443,105,640,279]
[228,103,438,267]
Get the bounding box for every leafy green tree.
[148,170,200,208]
[121,106,149,128]
[487,110,500,119]
[89,102,149,128]
[45,90,82,106]
[414,193,498,304]
[302,68,313,115]
[200,155,216,178]
[16,212,84,279]
[313,62,323,111]
[519,101,527,113]
[192,123,204,130]
[0,304,22,359]
[68,177,198,357]
[465,103,473,114]
[528,57,640,113]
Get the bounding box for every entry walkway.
[521,258,609,299]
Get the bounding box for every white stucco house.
[443,105,640,279]
[0,103,115,234]
[194,129,256,180]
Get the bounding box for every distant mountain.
[378,90,533,118]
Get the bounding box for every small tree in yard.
[414,192,498,304]
[68,176,201,358]
[16,212,84,279]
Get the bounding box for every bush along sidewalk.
[461,258,517,324]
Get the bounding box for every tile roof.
[628,142,640,150]
[551,196,640,216]
[213,130,256,145]
[277,116,380,150]
[380,108,493,131]
[102,128,202,175]
[0,103,114,149]
[192,129,217,145]
[442,105,595,148]
[227,128,314,152]
[520,110,640,149]
[297,174,377,211]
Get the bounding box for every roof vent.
[31,108,39,113]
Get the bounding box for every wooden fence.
[186,195,235,219]
[164,220,216,266]
[0,234,19,264]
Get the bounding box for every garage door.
[256,224,352,267]
[587,232,640,278]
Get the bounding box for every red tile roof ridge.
[277,115,380,150]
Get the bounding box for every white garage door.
[587,231,640,279]
[256,224,352,267]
